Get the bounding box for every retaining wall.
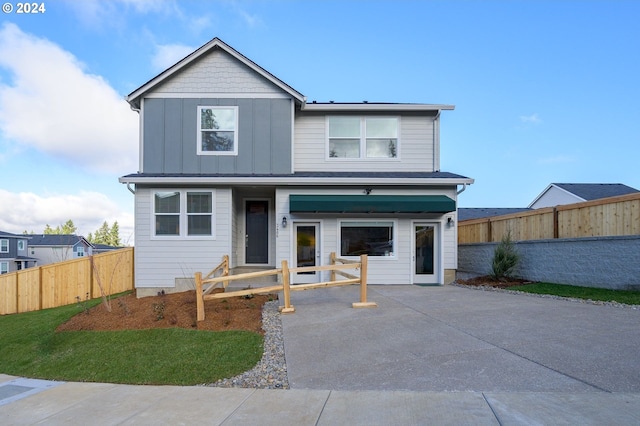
[458,235,640,290]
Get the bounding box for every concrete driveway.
[281,285,640,392]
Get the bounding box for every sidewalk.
[1,376,640,425]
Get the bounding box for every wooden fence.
[459,192,640,244]
[0,248,134,315]
[195,252,375,322]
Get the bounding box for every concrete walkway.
[2,285,640,424]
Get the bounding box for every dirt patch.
[457,275,534,289]
[56,289,277,334]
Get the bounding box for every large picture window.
[328,117,398,159]
[153,190,214,238]
[340,221,395,257]
[197,106,238,155]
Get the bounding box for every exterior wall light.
[447,217,454,227]
[282,216,288,228]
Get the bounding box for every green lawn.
[0,297,263,385]
[511,282,640,305]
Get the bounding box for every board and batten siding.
[276,187,457,285]
[293,114,436,172]
[142,97,292,175]
[134,187,232,289]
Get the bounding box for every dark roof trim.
[290,195,456,214]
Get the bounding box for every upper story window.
[328,117,398,159]
[0,239,8,253]
[77,246,85,257]
[18,240,25,251]
[197,106,239,155]
[153,190,214,238]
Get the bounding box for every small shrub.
[152,302,166,320]
[491,231,519,280]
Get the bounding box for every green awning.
[289,195,455,214]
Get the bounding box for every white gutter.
[119,176,475,186]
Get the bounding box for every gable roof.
[28,234,93,248]
[126,37,306,109]
[529,183,640,207]
[552,183,639,200]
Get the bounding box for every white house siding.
[275,187,458,285]
[151,49,282,95]
[529,186,583,209]
[133,187,232,290]
[293,115,436,172]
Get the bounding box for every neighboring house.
[528,183,639,209]
[0,231,37,274]
[28,234,94,266]
[119,37,474,295]
[92,243,123,254]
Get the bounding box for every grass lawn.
[511,282,640,305]
[0,297,263,385]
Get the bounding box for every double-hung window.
[197,106,239,155]
[339,221,395,257]
[153,190,214,238]
[0,261,8,274]
[328,117,398,159]
[0,239,8,253]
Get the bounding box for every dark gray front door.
[245,200,269,264]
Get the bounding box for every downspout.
[457,183,467,195]
[127,182,136,195]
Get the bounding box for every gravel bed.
[453,282,639,309]
[208,300,289,389]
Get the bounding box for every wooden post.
[280,259,295,313]
[330,252,336,282]
[195,272,205,322]
[223,254,230,289]
[553,207,559,239]
[352,254,376,308]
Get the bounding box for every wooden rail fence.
[459,192,640,244]
[0,248,134,315]
[194,252,375,322]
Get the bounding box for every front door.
[293,222,320,284]
[412,223,440,284]
[245,200,269,264]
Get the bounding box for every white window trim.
[17,240,25,251]
[0,239,8,253]
[0,261,8,274]
[337,219,397,259]
[197,106,239,156]
[326,116,401,161]
[151,189,216,240]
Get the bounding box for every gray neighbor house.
[119,38,474,296]
[0,231,37,274]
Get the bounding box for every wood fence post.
[195,272,205,322]
[330,252,336,282]
[553,207,559,239]
[223,254,229,288]
[352,254,376,308]
[280,259,295,313]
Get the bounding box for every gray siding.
[142,98,292,174]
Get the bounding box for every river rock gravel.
[208,300,289,389]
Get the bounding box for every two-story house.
[28,234,94,266]
[120,38,473,296]
[0,231,37,274]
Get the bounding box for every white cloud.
[0,189,134,242]
[152,43,196,71]
[0,23,138,174]
[519,113,542,124]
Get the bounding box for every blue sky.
[1,0,639,241]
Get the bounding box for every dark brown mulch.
[456,275,534,289]
[56,289,277,334]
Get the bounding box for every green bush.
[491,231,519,280]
